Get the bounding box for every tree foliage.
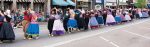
[135,0,146,8]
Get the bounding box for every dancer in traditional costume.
[115,10,122,24]
[138,9,143,18]
[22,10,30,39]
[96,11,104,26]
[106,11,116,26]
[141,9,149,18]
[52,14,65,36]
[119,9,126,22]
[67,9,78,32]
[0,11,4,43]
[26,11,39,40]
[0,10,15,43]
[48,10,55,36]
[83,11,90,30]
[124,11,132,22]
[63,10,70,33]
[89,12,99,29]
[75,9,86,30]
[102,10,107,25]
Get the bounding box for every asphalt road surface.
[1,18,150,47]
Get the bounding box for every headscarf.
[5,9,11,18]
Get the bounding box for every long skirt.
[27,22,39,37]
[67,19,78,28]
[120,15,125,22]
[0,22,15,40]
[102,14,107,24]
[0,22,3,29]
[77,18,86,30]
[115,16,122,23]
[22,20,29,32]
[106,15,116,25]
[139,12,143,18]
[52,19,65,35]
[84,18,89,30]
[89,17,99,28]
[63,18,69,31]
[142,12,149,18]
[125,15,131,21]
[135,14,140,19]
[96,16,104,25]
[48,19,55,34]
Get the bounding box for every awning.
[66,0,76,6]
[77,0,89,2]
[0,0,13,1]
[17,0,30,2]
[34,0,45,3]
[52,0,69,6]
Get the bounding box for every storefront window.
[17,3,29,10]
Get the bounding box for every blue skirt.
[96,16,104,24]
[67,19,78,28]
[27,23,39,36]
[89,17,99,26]
[115,16,122,23]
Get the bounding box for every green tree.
[135,0,146,8]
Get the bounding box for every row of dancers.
[0,8,149,43]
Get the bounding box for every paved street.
[1,18,150,47]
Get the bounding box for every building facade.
[106,0,128,9]
[77,0,90,10]
[51,0,76,9]
[0,0,45,12]
[76,0,104,10]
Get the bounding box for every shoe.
[51,35,54,37]
[48,34,54,37]
[48,34,51,36]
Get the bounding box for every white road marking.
[124,30,150,40]
[110,42,120,47]
[44,19,150,47]
[100,36,109,42]
[100,36,120,47]
[44,32,105,47]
